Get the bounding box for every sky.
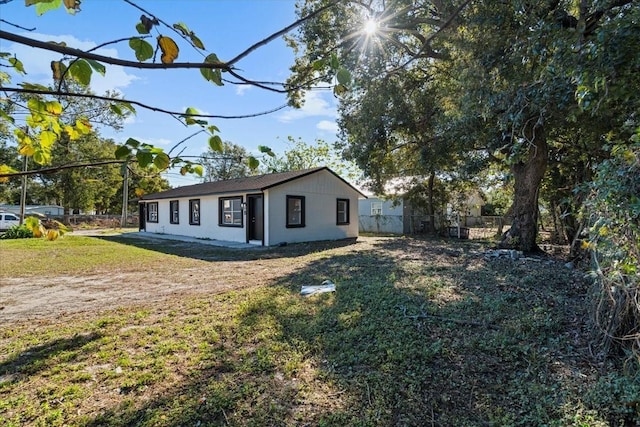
[0,0,341,187]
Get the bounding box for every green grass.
[0,235,638,426]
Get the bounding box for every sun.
[363,18,379,36]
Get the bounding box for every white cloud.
[8,32,139,94]
[316,120,339,134]
[133,137,173,147]
[277,90,337,123]
[235,84,251,96]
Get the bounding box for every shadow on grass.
[66,236,614,426]
[0,332,103,379]
[94,234,359,262]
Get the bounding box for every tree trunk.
[500,125,549,253]
[426,171,436,233]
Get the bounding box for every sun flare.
[363,18,379,36]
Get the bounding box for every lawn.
[0,234,638,426]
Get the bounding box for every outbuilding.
[138,167,366,246]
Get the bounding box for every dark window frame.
[147,202,159,223]
[286,195,305,228]
[169,200,179,224]
[189,199,200,225]
[336,198,350,225]
[219,196,243,227]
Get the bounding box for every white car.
[0,212,20,231]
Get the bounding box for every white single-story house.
[138,167,366,246]
[359,197,411,234]
[0,204,65,217]
[359,190,486,234]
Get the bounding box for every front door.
[247,194,263,242]
[139,203,146,231]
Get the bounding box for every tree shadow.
[0,332,103,379]
[94,234,359,262]
[10,236,601,426]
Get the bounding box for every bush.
[582,137,640,366]
[0,224,34,239]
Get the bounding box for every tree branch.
[0,159,127,179]
[1,87,288,120]
[0,30,233,71]
[226,0,342,66]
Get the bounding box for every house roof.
[140,167,367,201]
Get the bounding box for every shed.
[138,167,366,246]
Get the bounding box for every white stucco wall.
[142,193,246,242]
[141,169,362,246]
[265,170,360,246]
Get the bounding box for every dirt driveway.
[0,232,379,324]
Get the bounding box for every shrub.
[0,224,34,239]
[582,137,640,366]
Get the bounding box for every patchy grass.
[0,235,638,426]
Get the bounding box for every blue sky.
[1,0,340,186]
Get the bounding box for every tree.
[199,141,251,182]
[37,133,122,215]
[0,0,343,183]
[288,0,637,252]
[259,136,363,183]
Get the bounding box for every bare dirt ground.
[0,231,378,324]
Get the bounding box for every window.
[169,200,179,224]
[189,199,200,225]
[371,202,383,215]
[147,202,158,223]
[219,197,243,227]
[337,198,350,225]
[286,195,305,228]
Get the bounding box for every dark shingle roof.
[140,167,365,200]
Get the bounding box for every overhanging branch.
[1,87,288,120]
[0,159,127,179]
[0,30,233,71]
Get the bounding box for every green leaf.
[136,151,153,167]
[153,153,170,170]
[258,145,275,157]
[336,68,351,86]
[173,22,190,36]
[334,84,348,97]
[247,156,259,170]
[125,138,141,149]
[33,0,61,16]
[68,59,92,86]
[0,108,15,124]
[135,22,149,35]
[190,33,205,50]
[184,107,207,126]
[8,57,26,75]
[200,53,224,86]
[209,135,223,152]
[40,130,57,148]
[19,82,50,91]
[193,164,203,176]
[85,59,106,76]
[33,149,47,165]
[330,53,340,70]
[312,59,325,71]
[114,145,131,159]
[110,104,122,116]
[129,38,154,62]
[119,102,136,115]
[207,125,220,134]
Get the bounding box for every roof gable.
[140,167,366,200]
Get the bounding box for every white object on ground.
[301,280,336,296]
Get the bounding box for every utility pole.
[19,155,28,225]
[120,161,129,228]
